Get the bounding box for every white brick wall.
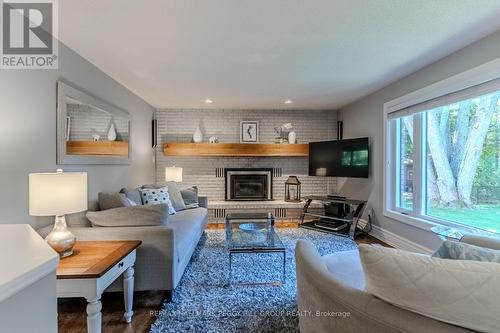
[67,104,129,141]
[155,109,338,201]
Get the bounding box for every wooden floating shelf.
[163,143,309,157]
[66,141,129,157]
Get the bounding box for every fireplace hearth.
[225,168,273,201]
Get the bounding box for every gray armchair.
[295,235,500,333]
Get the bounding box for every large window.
[386,79,500,234]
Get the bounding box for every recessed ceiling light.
[284,100,293,104]
[205,98,213,104]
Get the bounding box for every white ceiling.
[59,1,500,109]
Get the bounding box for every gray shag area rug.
[150,228,357,333]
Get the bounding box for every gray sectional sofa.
[38,194,208,301]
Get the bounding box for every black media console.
[299,196,367,239]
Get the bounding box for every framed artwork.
[240,120,259,143]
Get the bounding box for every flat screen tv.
[308,138,369,178]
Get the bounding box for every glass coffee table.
[225,212,286,284]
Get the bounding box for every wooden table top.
[57,240,141,279]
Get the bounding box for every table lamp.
[29,169,87,257]
[165,166,183,182]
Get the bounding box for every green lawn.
[428,205,500,233]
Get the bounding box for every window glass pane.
[398,116,413,210]
[426,92,500,233]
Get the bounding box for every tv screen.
[308,138,369,178]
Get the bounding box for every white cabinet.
[0,224,59,333]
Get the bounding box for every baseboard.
[358,219,433,254]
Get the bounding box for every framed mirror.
[57,81,131,165]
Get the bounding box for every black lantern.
[285,176,301,202]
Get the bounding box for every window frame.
[383,57,500,232]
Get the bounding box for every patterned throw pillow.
[139,187,176,215]
[433,240,500,263]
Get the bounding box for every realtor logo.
[1,0,58,69]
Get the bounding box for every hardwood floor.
[58,291,164,333]
[57,228,387,333]
[355,232,389,247]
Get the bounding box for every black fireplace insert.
[225,168,273,201]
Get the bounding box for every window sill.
[384,209,438,232]
[384,209,500,239]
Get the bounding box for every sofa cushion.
[433,240,500,263]
[181,186,199,209]
[168,208,208,262]
[86,204,170,227]
[120,187,143,205]
[359,244,500,333]
[98,192,130,210]
[139,187,176,215]
[461,235,500,250]
[322,250,365,290]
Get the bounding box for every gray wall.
[338,30,500,250]
[0,42,155,228]
[155,109,337,201]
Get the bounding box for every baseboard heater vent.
[215,168,225,178]
[213,209,226,219]
[272,168,283,178]
[275,208,287,218]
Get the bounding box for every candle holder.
[285,176,301,202]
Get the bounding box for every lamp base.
[45,215,76,258]
[59,248,74,258]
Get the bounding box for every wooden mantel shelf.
[67,141,129,157]
[163,143,309,157]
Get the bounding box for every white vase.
[288,131,296,144]
[193,126,203,143]
[107,123,117,141]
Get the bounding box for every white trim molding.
[370,224,433,254]
[384,57,500,114]
[358,219,433,254]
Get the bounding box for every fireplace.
[225,168,273,201]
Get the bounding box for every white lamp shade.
[315,168,327,177]
[29,172,88,216]
[165,167,183,182]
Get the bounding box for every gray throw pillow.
[124,197,137,206]
[142,183,186,212]
[433,240,500,263]
[98,192,130,211]
[120,187,143,205]
[165,181,186,211]
[87,204,170,227]
[181,186,199,209]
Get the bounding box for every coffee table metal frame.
[225,212,286,285]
